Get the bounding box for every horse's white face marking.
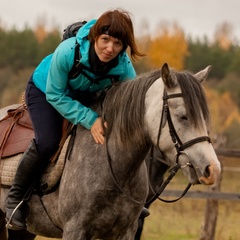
[145,64,221,185]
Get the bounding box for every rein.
[106,88,212,205]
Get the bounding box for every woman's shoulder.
[76,19,96,44]
[51,38,77,65]
[55,37,76,53]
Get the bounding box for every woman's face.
[94,34,123,62]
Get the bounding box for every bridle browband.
[106,88,212,205]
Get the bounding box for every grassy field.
[36,157,240,240]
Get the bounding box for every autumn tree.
[205,87,240,148]
[134,19,152,73]
[34,16,61,60]
[214,21,235,50]
[34,15,49,44]
[146,21,188,70]
[214,72,240,107]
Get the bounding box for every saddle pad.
[0,136,70,194]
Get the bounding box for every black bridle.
[148,89,211,203]
[106,89,212,205]
[161,90,211,154]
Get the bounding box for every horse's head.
[145,63,221,185]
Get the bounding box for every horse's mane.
[102,68,210,149]
[174,70,210,130]
[102,70,161,149]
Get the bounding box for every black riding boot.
[5,140,42,230]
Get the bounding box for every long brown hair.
[88,9,145,61]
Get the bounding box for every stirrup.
[6,200,26,230]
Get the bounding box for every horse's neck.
[107,138,150,175]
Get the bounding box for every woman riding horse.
[5,8,149,230]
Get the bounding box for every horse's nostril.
[199,165,216,185]
[204,165,211,178]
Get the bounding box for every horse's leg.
[8,229,36,240]
[135,218,144,240]
[0,210,7,240]
[135,148,170,240]
[62,223,92,240]
[134,201,151,240]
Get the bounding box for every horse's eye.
[180,115,188,121]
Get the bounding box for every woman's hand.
[90,117,105,144]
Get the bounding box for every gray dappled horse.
[0,63,221,240]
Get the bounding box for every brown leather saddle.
[0,105,73,161]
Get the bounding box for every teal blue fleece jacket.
[32,19,136,130]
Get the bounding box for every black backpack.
[62,21,87,80]
[62,21,87,41]
[62,21,119,83]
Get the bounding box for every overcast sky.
[1,0,240,40]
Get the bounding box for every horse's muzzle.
[198,165,221,185]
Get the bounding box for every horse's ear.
[161,63,178,88]
[194,65,212,83]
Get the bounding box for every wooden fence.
[161,189,240,201]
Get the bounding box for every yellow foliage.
[34,24,47,43]
[205,88,240,134]
[214,21,234,50]
[146,22,188,70]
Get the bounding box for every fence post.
[199,159,223,240]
